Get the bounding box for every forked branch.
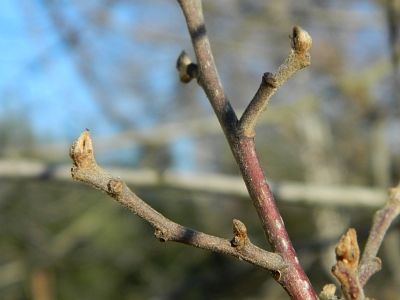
[177,0,316,299]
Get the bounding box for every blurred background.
[1,0,400,299]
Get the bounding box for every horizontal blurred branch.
[0,260,25,289]
[33,98,318,158]
[0,159,387,207]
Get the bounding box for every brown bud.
[176,51,198,83]
[231,219,249,249]
[291,26,312,55]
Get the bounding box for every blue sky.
[0,0,397,172]
[0,0,197,170]
[0,1,96,141]
[0,0,387,139]
[0,1,172,136]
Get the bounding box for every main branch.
[177,0,237,139]
[177,0,316,299]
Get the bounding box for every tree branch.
[177,0,237,139]
[66,1,398,298]
[358,182,400,286]
[238,26,312,137]
[177,1,317,299]
[327,183,400,299]
[69,130,287,272]
[233,137,317,299]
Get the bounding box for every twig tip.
[69,130,95,169]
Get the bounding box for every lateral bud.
[108,177,124,195]
[176,51,199,83]
[231,219,249,250]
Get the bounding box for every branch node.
[154,228,167,242]
[176,51,199,83]
[231,219,249,250]
[270,270,282,281]
[263,72,278,88]
[108,178,124,195]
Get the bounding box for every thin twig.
[69,130,287,271]
[358,183,400,286]
[238,26,312,137]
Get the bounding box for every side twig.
[358,183,400,286]
[69,130,287,271]
[327,183,400,299]
[238,26,312,137]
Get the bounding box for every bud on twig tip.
[290,26,312,54]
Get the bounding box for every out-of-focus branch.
[318,284,339,300]
[386,0,400,107]
[0,159,388,207]
[358,183,400,286]
[238,26,312,137]
[69,130,286,271]
[324,183,400,300]
[35,99,315,157]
